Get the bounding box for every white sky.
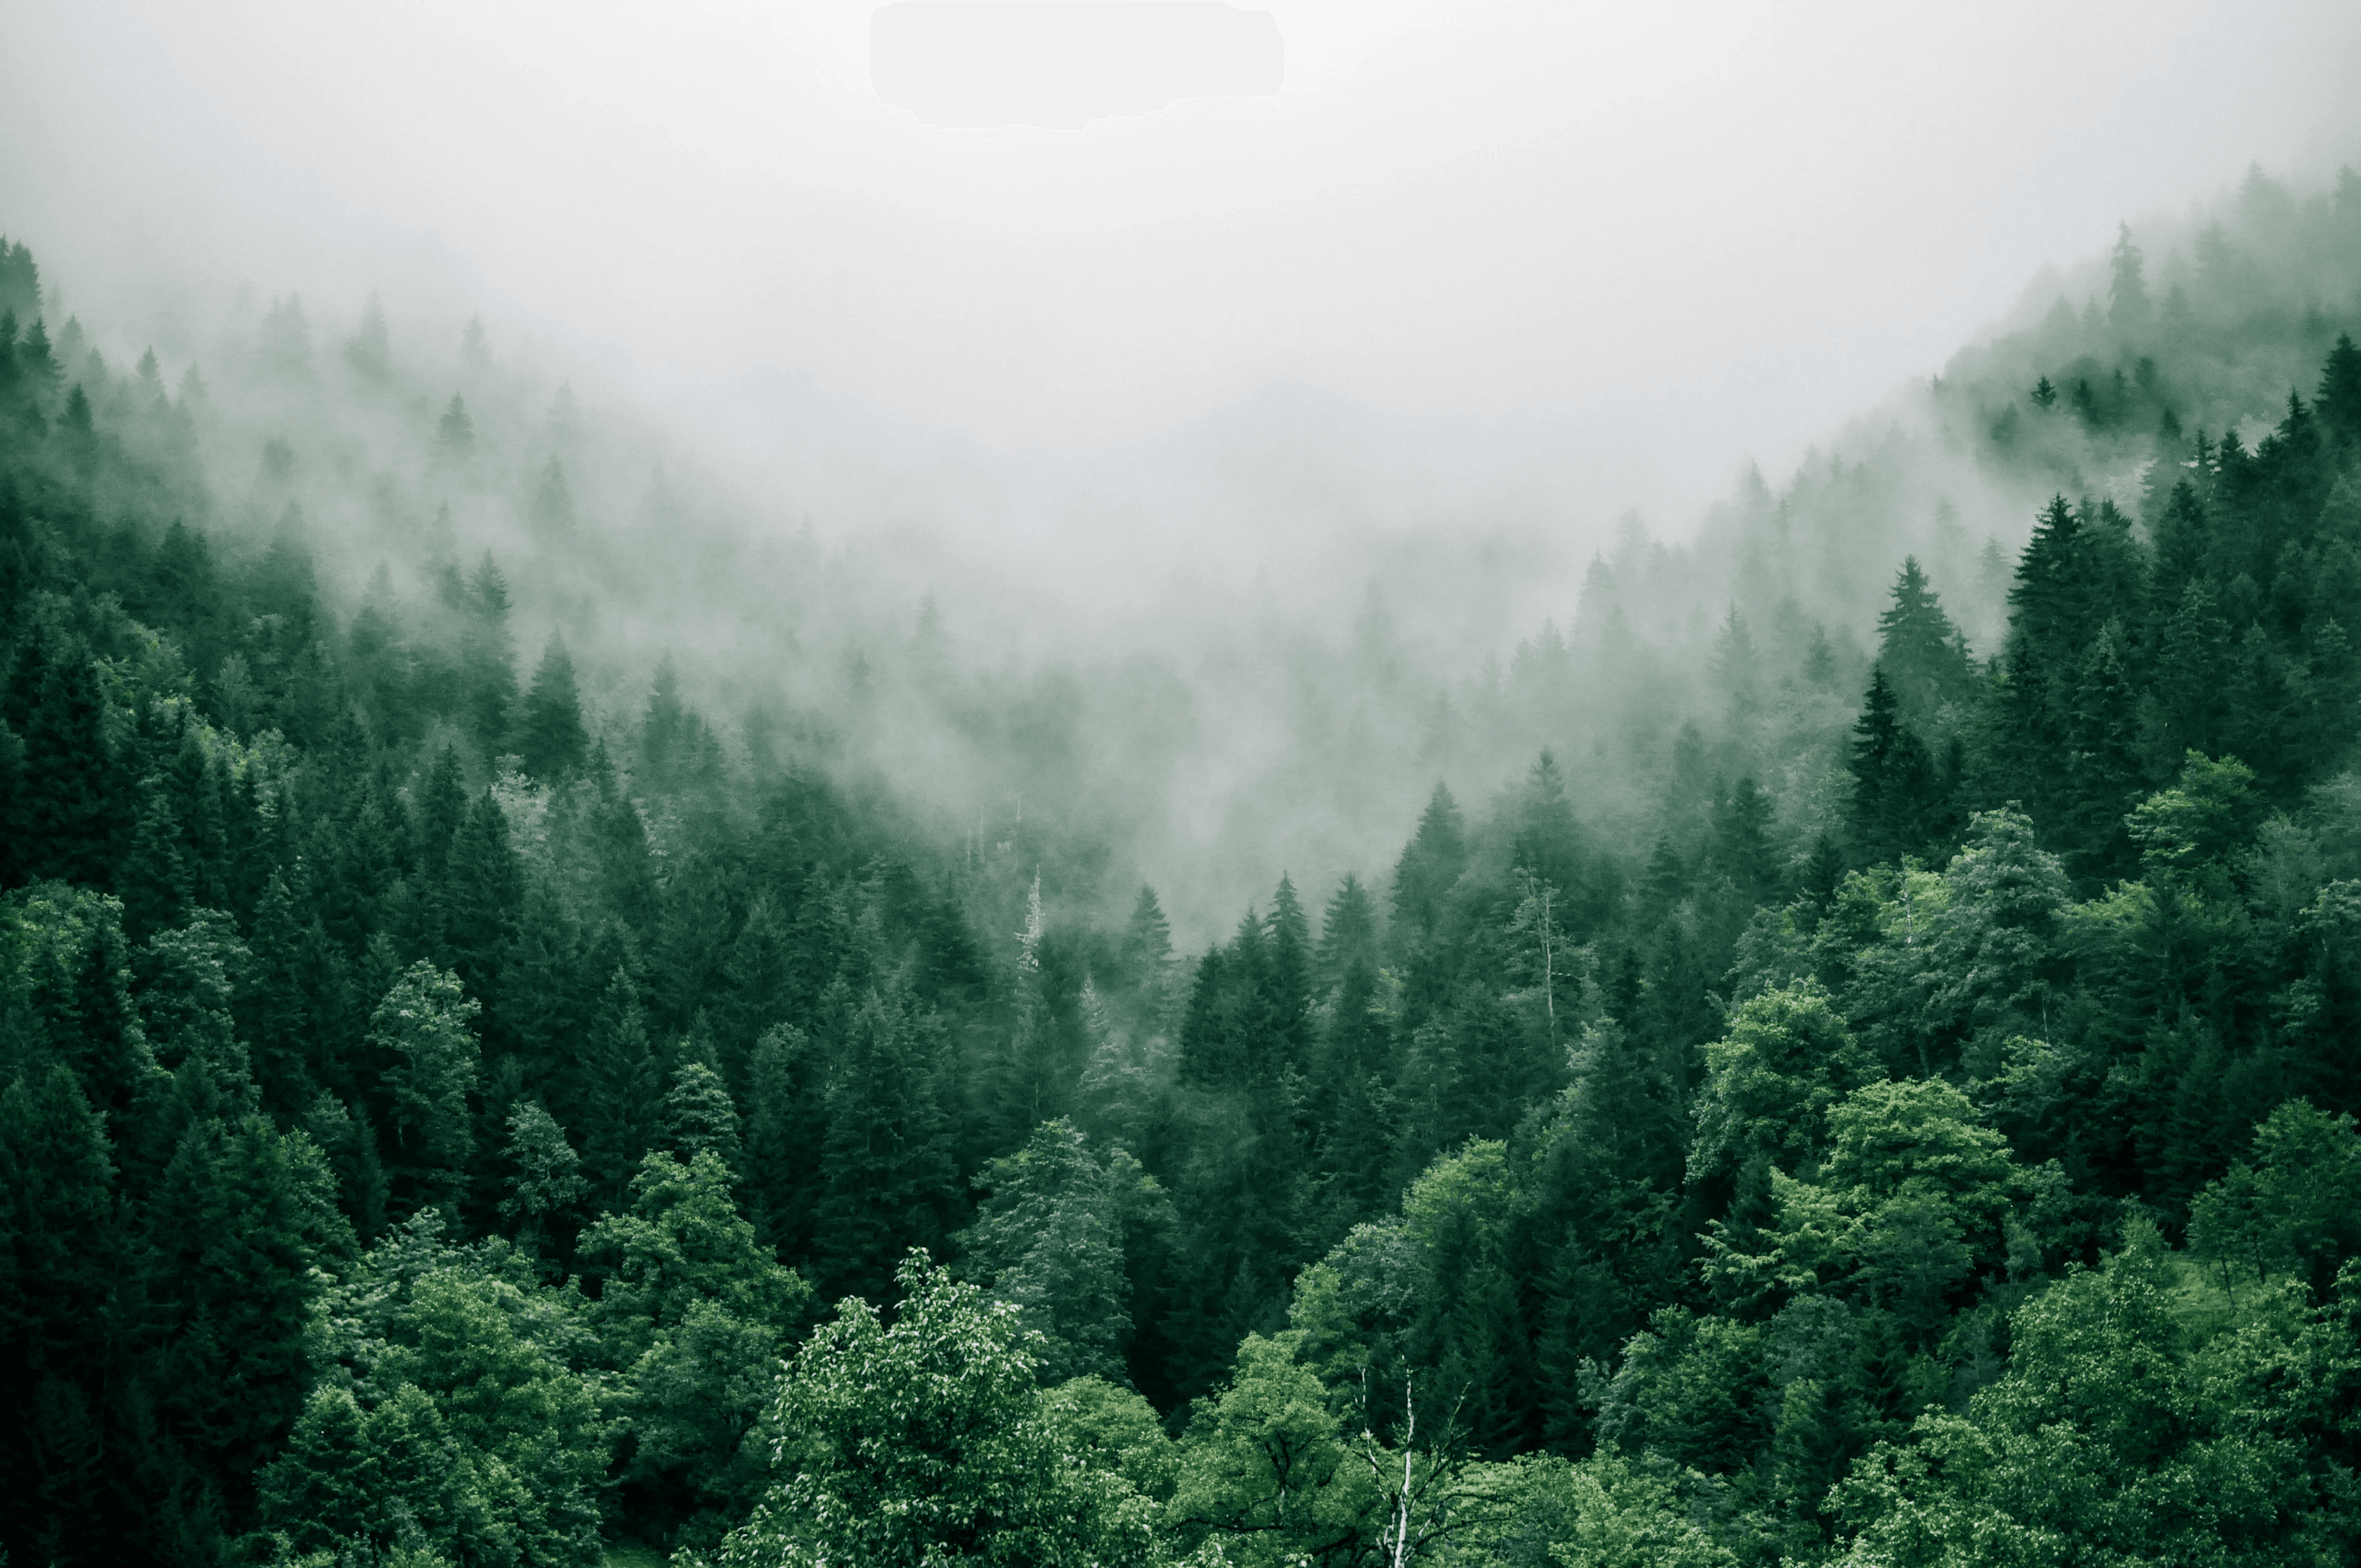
[5,1,2361,581]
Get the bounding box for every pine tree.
[438,791,522,1023]
[2148,577,2234,766]
[345,293,390,381]
[412,743,469,879]
[814,987,955,1303]
[1392,782,1468,943]
[1848,667,1935,864]
[1711,775,1778,898]
[0,1066,132,1563]
[120,773,191,942]
[1516,750,1586,901]
[641,653,691,793]
[743,1022,826,1259]
[433,394,475,461]
[518,634,587,781]
[10,636,124,886]
[577,967,659,1205]
[2318,332,2361,444]
[1316,873,1382,991]
[1267,872,1313,1062]
[2150,479,2211,609]
[1874,557,1977,730]
[459,553,517,759]
[1117,883,1175,995]
[242,872,312,1114]
[138,1106,345,1542]
[2065,622,2145,879]
[661,1058,744,1171]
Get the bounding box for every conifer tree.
[2318,331,2361,443]
[0,1066,133,1562]
[1847,667,1935,864]
[433,394,475,461]
[1392,782,1467,943]
[815,987,956,1303]
[578,966,660,1205]
[439,791,523,1023]
[743,1022,826,1258]
[1517,750,1586,901]
[459,553,517,758]
[243,871,312,1113]
[1315,873,1381,990]
[1116,882,1175,995]
[518,633,588,780]
[345,292,390,381]
[499,1099,585,1257]
[1874,557,1977,730]
[1268,872,1314,1060]
[11,636,123,886]
[662,1058,744,1171]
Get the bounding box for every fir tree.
[517,634,588,781]
[1874,557,1977,730]
[814,987,956,1303]
[2316,332,2361,444]
[1392,781,1468,942]
[1847,667,1936,864]
[577,966,659,1206]
[1315,873,1382,991]
[433,394,475,461]
[661,1058,744,1171]
[1117,883,1175,995]
[459,553,517,759]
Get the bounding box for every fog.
[10,1,2359,580]
[5,1,2360,940]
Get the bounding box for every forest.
[4,164,2361,1567]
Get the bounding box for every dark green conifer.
[1847,667,1935,864]
[518,633,588,780]
[1391,781,1467,942]
[2318,332,2361,443]
[1874,557,1977,729]
[661,1059,743,1171]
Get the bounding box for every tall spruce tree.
[518,633,588,780]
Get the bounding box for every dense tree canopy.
[4,169,2361,1564]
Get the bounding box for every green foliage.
[374,959,484,1216]
[711,1252,1161,1567]
[957,1116,1168,1384]
[1832,1224,2359,1565]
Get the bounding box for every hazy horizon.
[8,0,2361,617]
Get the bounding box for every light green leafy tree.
[709,1250,1162,1568]
[257,1227,606,1567]
[1703,1078,2024,1334]
[1831,1222,2357,1565]
[581,1148,813,1543]
[374,960,483,1215]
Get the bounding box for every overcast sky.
[6,1,2361,583]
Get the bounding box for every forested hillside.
[5,164,2361,1567]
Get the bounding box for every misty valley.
[8,163,2361,1567]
